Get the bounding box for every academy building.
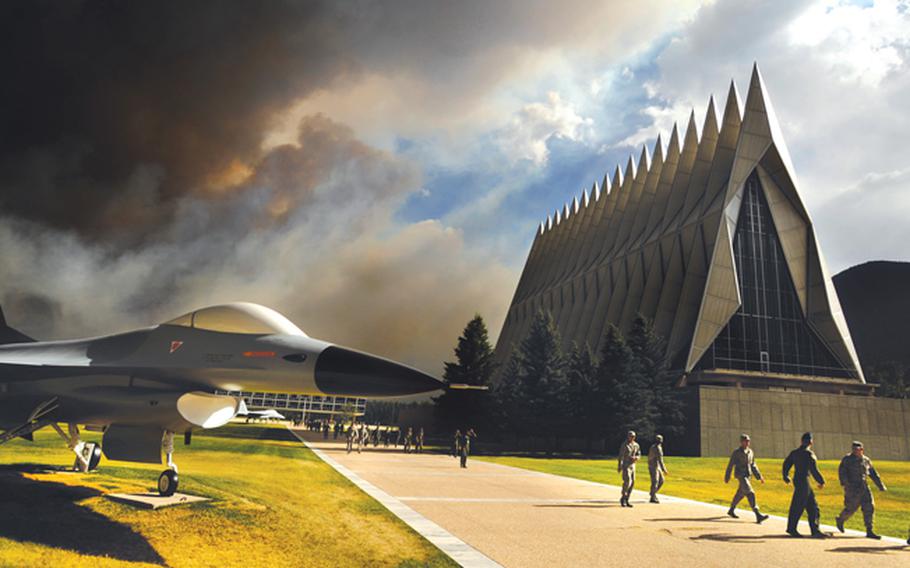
[494,65,910,459]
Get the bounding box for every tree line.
[433,311,687,452]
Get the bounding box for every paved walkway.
[294,432,909,568]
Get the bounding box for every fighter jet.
[0,302,443,496]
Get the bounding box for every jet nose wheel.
[86,442,102,471]
[157,469,178,497]
[72,442,103,472]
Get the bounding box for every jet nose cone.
[314,346,443,397]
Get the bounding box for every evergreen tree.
[516,311,567,438]
[434,315,497,432]
[492,349,524,436]
[565,342,597,439]
[595,324,633,441]
[626,315,685,446]
[869,361,910,399]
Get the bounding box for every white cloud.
[498,91,594,166]
[787,0,908,86]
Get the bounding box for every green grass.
[478,454,910,540]
[0,422,456,568]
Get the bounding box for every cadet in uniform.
[647,434,668,503]
[346,424,355,454]
[835,441,886,539]
[782,432,826,538]
[403,427,413,453]
[724,434,769,523]
[618,431,641,507]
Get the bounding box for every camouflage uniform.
[725,443,768,522]
[618,435,640,506]
[647,438,667,502]
[836,450,886,534]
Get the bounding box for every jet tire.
[87,443,102,471]
[158,469,178,497]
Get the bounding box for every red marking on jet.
[243,351,276,358]
[170,341,184,354]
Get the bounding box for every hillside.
[833,260,910,370]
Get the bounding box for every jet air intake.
[314,346,443,397]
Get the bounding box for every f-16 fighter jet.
[0,302,442,496]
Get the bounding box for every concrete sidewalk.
[294,432,909,568]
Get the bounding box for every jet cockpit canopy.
[163,302,306,336]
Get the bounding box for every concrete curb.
[289,428,503,568]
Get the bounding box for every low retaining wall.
[697,385,910,460]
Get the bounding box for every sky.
[0,0,908,374]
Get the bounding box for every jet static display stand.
[106,492,211,510]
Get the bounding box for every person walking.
[346,424,355,454]
[647,434,668,503]
[459,429,476,468]
[618,431,640,507]
[782,432,826,538]
[835,441,886,539]
[452,429,462,458]
[416,428,424,453]
[403,427,413,453]
[724,434,769,523]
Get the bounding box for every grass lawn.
[477,454,910,540]
[0,423,455,568]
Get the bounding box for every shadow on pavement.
[691,532,795,544]
[535,501,620,509]
[829,545,908,554]
[646,516,730,523]
[0,466,165,565]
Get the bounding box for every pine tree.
[626,315,685,446]
[523,311,567,437]
[566,342,597,440]
[493,349,524,436]
[595,324,633,441]
[434,315,497,433]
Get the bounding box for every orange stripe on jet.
[243,351,276,358]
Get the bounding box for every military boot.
[866,530,881,540]
[753,508,769,524]
[727,508,738,519]
[835,516,845,533]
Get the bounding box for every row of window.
[215,390,366,412]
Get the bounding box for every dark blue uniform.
[782,444,825,535]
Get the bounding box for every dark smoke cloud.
[0,113,515,372]
[0,1,355,236]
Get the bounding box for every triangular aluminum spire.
[652,134,664,165]
[546,214,553,231]
[666,122,681,159]
[573,196,580,214]
[750,63,796,177]
[583,186,591,207]
[613,164,623,189]
[625,155,637,185]
[703,96,719,140]
[637,144,651,177]
[684,109,699,151]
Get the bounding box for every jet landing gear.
[51,423,102,473]
[158,430,179,497]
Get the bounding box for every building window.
[696,172,853,379]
